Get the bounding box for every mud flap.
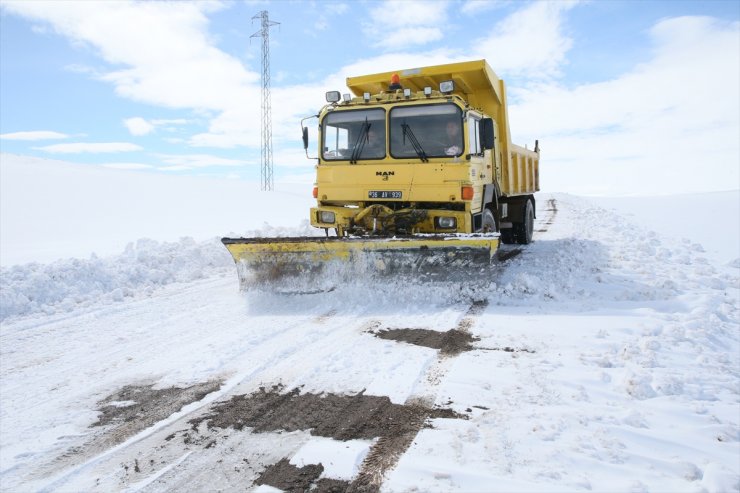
[222,235,499,292]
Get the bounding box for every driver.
[443,120,462,156]
[363,128,385,158]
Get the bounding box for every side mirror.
[480,118,494,150]
[300,114,319,161]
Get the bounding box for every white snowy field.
[590,191,740,267]
[0,153,318,266]
[0,154,739,492]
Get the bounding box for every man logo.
[376,171,394,181]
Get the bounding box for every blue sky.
[1,0,738,195]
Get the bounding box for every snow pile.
[0,218,325,322]
[231,219,323,240]
[491,195,738,307]
[590,191,740,266]
[0,237,231,321]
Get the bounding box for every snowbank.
[0,220,321,322]
[590,191,740,266]
[490,194,739,307]
[0,237,231,321]
[2,192,737,324]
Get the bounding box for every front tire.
[481,208,498,233]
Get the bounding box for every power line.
[251,11,279,191]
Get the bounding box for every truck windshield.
[322,108,385,161]
[390,104,464,159]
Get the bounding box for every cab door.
[466,112,488,214]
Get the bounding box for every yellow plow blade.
[221,235,499,292]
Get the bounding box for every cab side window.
[467,115,481,155]
[324,126,349,159]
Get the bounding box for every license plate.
[368,190,402,199]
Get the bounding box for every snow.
[0,237,232,321]
[0,153,739,491]
[290,437,374,480]
[589,191,740,266]
[0,153,317,266]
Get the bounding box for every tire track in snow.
[24,291,349,490]
[348,201,560,489]
[536,197,558,233]
[32,298,388,491]
[351,300,488,491]
[348,227,552,490]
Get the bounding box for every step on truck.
[223,59,540,290]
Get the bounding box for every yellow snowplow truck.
[223,60,539,290]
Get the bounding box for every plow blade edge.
[221,235,499,291]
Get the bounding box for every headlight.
[318,211,335,223]
[436,217,456,229]
[325,91,341,103]
[439,80,455,93]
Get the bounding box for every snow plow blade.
[221,235,499,292]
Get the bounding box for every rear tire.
[515,199,534,244]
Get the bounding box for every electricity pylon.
[251,11,279,191]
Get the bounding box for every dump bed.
[347,60,538,198]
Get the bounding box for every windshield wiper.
[401,122,428,163]
[350,119,371,164]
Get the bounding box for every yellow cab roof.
[345,59,505,117]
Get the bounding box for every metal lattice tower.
[251,11,279,191]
